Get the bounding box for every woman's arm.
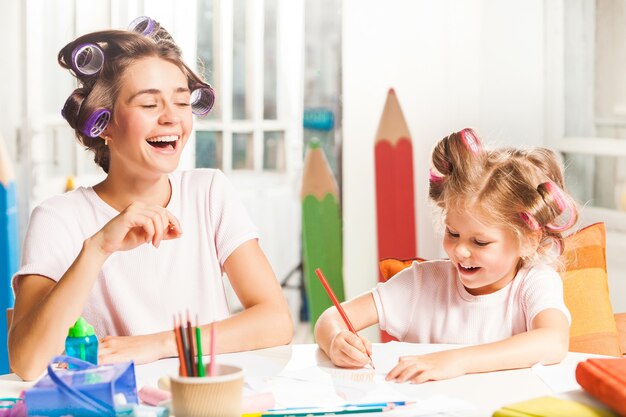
[314,292,379,368]
[215,239,294,351]
[99,239,296,365]
[9,237,110,380]
[386,308,570,383]
[9,202,182,380]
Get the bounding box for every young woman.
[9,18,293,380]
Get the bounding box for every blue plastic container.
[65,317,98,367]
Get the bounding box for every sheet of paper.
[531,352,599,393]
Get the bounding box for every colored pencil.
[315,268,374,369]
[0,134,18,374]
[301,140,345,330]
[173,316,186,376]
[186,310,196,376]
[374,89,417,342]
[208,321,216,376]
[242,405,387,417]
[196,315,205,377]
[178,313,192,376]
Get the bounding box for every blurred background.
[1,0,625,361]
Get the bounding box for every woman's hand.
[94,202,182,255]
[328,330,372,368]
[98,333,172,365]
[386,349,466,384]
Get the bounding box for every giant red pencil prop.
[374,89,417,342]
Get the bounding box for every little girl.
[315,128,576,383]
[9,18,293,380]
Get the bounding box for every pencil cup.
[169,364,244,417]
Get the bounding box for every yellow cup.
[169,364,244,417]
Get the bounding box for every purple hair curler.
[190,86,216,116]
[71,44,105,76]
[82,109,111,138]
[128,16,157,36]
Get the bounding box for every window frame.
[544,0,626,233]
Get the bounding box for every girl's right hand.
[328,329,372,368]
[93,201,182,255]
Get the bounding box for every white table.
[0,343,610,416]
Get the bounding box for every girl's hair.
[58,21,209,173]
[429,128,579,267]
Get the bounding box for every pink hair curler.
[519,212,541,231]
[543,182,576,232]
[429,167,444,183]
[459,128,483,155]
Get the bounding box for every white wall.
[342,0,546,336]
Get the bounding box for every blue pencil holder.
[24,355,138,417]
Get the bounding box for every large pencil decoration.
[301,140,344,332]
[0,134,18,374]
[374,89,416,342]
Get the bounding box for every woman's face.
[105,56,193,177]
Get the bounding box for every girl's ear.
[521,231,541,258]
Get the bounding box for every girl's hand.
[94,202,182,254]
[98,334,170,365]
[386,349,466,384]
[328,330,372,368]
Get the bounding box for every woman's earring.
[102,135,109,146]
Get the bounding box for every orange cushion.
[379,257,426,282]
[560,222,621,357]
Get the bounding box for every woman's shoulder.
[171,169,228,190]
[34,187,95,214]
[173,168,225,181]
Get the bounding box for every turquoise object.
[65,317,98,367]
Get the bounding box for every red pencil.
[315,268,375,369]
[173,316,187,376]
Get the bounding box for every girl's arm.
[9,203,181,380]
[386,308,570,383]
[314,292,379,368]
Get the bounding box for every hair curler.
[459,128,483,155]
[190,86,216,116]
[543,181,576,232]
[128,16,157,36]
[71,44,105,76]
[81,109,111,138]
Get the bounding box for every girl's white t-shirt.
[13,169,259,338]
[372,259,571,344]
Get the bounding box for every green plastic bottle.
[65,317,98,367]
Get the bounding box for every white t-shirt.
[13,169,259,338]
[372,259,571,344]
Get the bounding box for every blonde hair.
[429,129,578,268]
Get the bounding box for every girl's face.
[443,206,524,296]
[106,56,192,177]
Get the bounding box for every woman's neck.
[93,171,172,212]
